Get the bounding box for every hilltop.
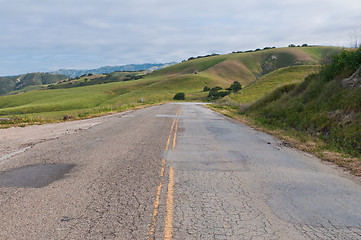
[52,63,176,78]
[0,46,341,125]
[153,46,340,89]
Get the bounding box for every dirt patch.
[279,48,315,63]
[0,111,131,158]
[204,59,255,85]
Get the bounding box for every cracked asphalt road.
[1,103,361,239]
[168,104,361,239]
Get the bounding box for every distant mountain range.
[52,63,176,78]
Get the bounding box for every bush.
[203,86,211,92]
[320,47,361,81]
[173,92,185,100]
[207,87,230,100]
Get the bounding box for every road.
[0,103,361,239]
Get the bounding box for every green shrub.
[226,81,242,93]
[173,92,185,100]
[203,86,211,92]
[207,88,230,100]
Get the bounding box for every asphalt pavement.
[0,103,361,239]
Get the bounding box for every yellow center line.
[148,106,181,239]
[165,107,180,239]
[164,167,174,240]
[165,119,176,151]
[172,118,179,150]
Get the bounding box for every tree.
[208,88,219,98]
[226,81,242,93]
[173,92,185,100]
[203,86,211,92]
[207,87,230,100]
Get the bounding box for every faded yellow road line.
[164,167,174,240]
[160,158,166,177]
[148,107,181,239]
[165,119,176,151]
[149,182,163,237]
[172,118,179,150]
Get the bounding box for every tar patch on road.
[0,164,75,188]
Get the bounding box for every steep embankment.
[244,48,361,170]
[0,46,341,125]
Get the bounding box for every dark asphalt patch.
[0,164,75,188]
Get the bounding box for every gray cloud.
[0,0,360,75]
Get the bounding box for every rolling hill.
[0,73,68,96]
[229,65,321,104]
[0,46,342,125]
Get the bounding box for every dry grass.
[204,59,255,85]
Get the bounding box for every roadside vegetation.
[245,48,361,157]
[212,47,361,174]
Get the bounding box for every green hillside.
[244,47,361,160]
[155,46,340,86]
[0,72,68,95]
[230,65,321,104]
[0,46,341,126]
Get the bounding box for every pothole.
[0,164,75,188]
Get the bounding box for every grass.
[238,48,361,174]
[0,46,342,127]
[299,46,343,62]
[230,65,321,104]
[0,73,212,125]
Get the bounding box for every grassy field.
[0,46,342,127]
[0,73,213,124]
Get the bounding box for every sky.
[0,0,361,76]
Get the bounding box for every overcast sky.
[0,0,360,76]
